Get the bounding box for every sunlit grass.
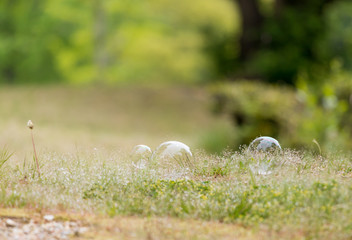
[1,146,352,239]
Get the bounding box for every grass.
[0,85,352,239]
[1,148,352,239]
[0,85,233,159]
[0,147,12,170]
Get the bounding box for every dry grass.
[0,85,232,162]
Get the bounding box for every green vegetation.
[0,0,236,84]
[212,81,299,148]
[3,0,352,86]
[0,148,12,171]
[213,65,352,149]
[1,146,352,239]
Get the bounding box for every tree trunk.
[4,67,15,84]
[236,0,263,61]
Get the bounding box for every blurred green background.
[1,0,352,152]
[0,0,237,84]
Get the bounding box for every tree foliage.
[0,0,236,84]
[0,0,60,83]
[234,0,352,85]
[1,0,352,86]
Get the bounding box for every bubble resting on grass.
[131,145,152,169]
[152,141,193,168]
[249,136,282,152]
[246,137,282,175]
[131,145,152,157]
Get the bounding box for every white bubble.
[131,145,152,169]
[249,136,281,152]
[246,137,281,175]
[131,145,152,157]
[152,141,193,168]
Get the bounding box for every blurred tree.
[45,0,96,84]
[234,0,339,84]
[236,0,262,61]
[93,0,107,83]
[103,0,236,84]
[1,0,351,86]
[0,0,60,83]
[45,0,236,84]
[318,1,352,70]
[0,0,237,84]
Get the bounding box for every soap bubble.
[131,145,152,169]
[152,141,193,168]
[246,136,282,175]
[249,136,281,152]
[131,145,152,160]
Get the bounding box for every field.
[0,85,352,239]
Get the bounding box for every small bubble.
[131,145,152,169]
[131,145,152,162]
[152,141,193,168]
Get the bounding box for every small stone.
[23,224,31,234]
[43,215,54,222]
[78,227,89,234]
[69,222,78,227]
[62,230,72,236]
[5,219,17,228]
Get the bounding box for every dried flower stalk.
[27,120,40,177]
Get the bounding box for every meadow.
[0,85,352,239]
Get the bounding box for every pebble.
[43,215,54,222]
[0,217,88,240]
[5,219,17,228]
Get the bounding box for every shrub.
[212,76,352,150]
[212,81,303,148]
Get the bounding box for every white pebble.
[5,219,17,228]
[44,215,55,222]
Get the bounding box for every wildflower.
[27,120,40,177]
[27,120,34,129]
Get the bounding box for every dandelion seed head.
[27,120,34,129]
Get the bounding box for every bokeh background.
[1,0,352,155]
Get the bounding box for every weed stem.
[31,130,40,177]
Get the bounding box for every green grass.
[1,147,352,239]
[0,86,351,239]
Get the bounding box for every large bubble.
[249,136,281,152]
[131,145,152,169]
[152,141,193,168]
